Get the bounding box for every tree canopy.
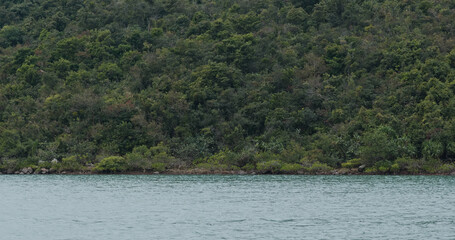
[2,0,455,174]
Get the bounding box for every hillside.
[2,0,455,174]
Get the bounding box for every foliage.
[194,149,239,170]
[341,158,362,169]
[305,162,333,173]
[257,160,283,174]
[2,0,455,174]
[280,163,303,174]
[60,156,84,172]
[93,156,128,173]
[395,157,424,174]
[125,143,178,171]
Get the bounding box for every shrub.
[38,161,53,169]
[422,140,444,159]
[438,164,455,174]
[194,149,239,169]
[358,126,398,166]
[390,163,400,173]
[1,159,20,172]
[151,163,166,172]
[94,156,128,173]
[374,161,393,173]
[195,163,231,171]
[241,163,256,171]
[341,158,362,168]
[395,157,422,174]
[257,160,283,174]
[125,151,148,171]
[280,163,303,173]
[253,151,280,164]
[422,159,443,174]
[279,142,306,163]
[60,156,83,171]
[378,166,389,173]
[126,143,178,171]
[300,149,338,168]
[365,167,377,173]
[305,161,333,173]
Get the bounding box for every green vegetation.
[1,0,455,174]
[93,156,128,173]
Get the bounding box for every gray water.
[1,175,455,240]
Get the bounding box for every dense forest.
[2,0,455,174]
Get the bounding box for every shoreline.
[2,168,455,176]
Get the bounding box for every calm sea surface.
[1,175,454,239]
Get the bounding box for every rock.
[338,168,350,175]
[21,167,33,174]
[358,165,366,172]
[41,168,49,174]
[7,169,14,174]
[153,171,160,174]
[450,172,455,176]
[34,168,40,174]
[49,168,57,174]
[14,171,20,174]
[238,170,247,175]
[51,158,59,164]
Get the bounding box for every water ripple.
[1,175,455,239]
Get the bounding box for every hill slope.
[2,0,455,174]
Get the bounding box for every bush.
[280,163,303,173]
[341,158,362,168]
[94,156,128,173]
[195,163,232,171]
[38,161,53,169]
[374,161,393,173]
[395,157,423,174]
[438,164,455,174]
[365,167,377,173]
[241,163,256,171]
[390,163,400,173]
[422,159,443,174]
[60,156,83,171]
[358,126,398,166]
[253,151,280,164]
[151,163,166,172]
[305,161,333,173]
[257,160,283,174]
[422,140,444,159]
[0,159,20,172]
[126,143,179,171]
[279,142,306,163]
[194,149,239,169]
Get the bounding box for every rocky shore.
[2,166,455,176]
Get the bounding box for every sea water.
[1,175,454,239]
